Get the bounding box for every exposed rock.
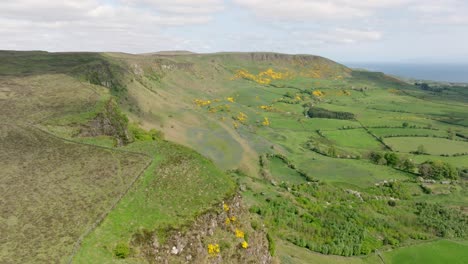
[78,99,130,146]
[132,194,272,263]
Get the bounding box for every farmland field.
[384,137,468,155]
[321,129,384,151]
[381,240,468,264]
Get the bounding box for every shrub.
[267,233,276,256]
[418,160,459,180]
[306,106,355,120]
[114,242,130,259]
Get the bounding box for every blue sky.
[1,0,467,63]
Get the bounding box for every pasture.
[384,137,468,155]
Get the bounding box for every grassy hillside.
[1,51,467,263]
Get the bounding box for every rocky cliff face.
[132,194,272,264]
[78,99,130,146]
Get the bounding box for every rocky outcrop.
[131,194,272,264]
[78,99,130,146]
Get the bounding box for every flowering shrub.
[208,104,230,113]
[223,203,230,212]
[231,68,291,85]
[236,112,247,122]
[262,117,270,126]
[259,68,286,80]
[233,122,239,129]
[241,241,249,249]
[259,105,274,111]
[193,99,211,107]
[230,216,237,222]
[227,97,235,103]
[225,217,231,225]
[207,243,220,255]
[235,229,245,238]
[312,90,324,97]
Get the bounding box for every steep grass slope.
[0,51,238,263]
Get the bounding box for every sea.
[343,63,468,83]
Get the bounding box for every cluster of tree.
[384,134,447,139]
[306,106,355,120]
[368,124,437,130]
[415,82,448,93]
[369,151,415,172]
[418,160,459,180]
[460,169,468,179]
[373,180,410,200]
[456,133,468,140]
[128,123,164,142]
[412,144,428,155]
[440,152,468,157]
[416,202,467,238]
[248,178,468,258]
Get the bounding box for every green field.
[322,129,384,151]
[385,137,468,155]
[382,240,468,264]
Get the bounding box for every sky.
[1,0,468,63]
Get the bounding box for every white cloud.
[0,0,225,52]
[233,0,468,25]
[233,0,369,20]
[290,28,382,45]
[122,0,224,14]
[318,28,382,44]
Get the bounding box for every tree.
[384,153,399,167]
[400,158,415,172]
[447,128,454,140]
[416,145,427,154]
[369,151,389,165]
[285,91,295,99]
[369,151,383,164]
[419,163,433,179]
[418,160,459,180]
[328,145,337,157]
[402,122,409,128]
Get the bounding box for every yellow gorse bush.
[259,68,285,80]
[241,241,248,249]
[259,105,274,112]
[227,97,235,103]
[312,90,324,97]
[262,117,270,126]
[235,229,245,238]
[207,243,220,255]
[236,112,247,122]
[193,99,212,107]
[223,203,230,212]
[231,68,291,85]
